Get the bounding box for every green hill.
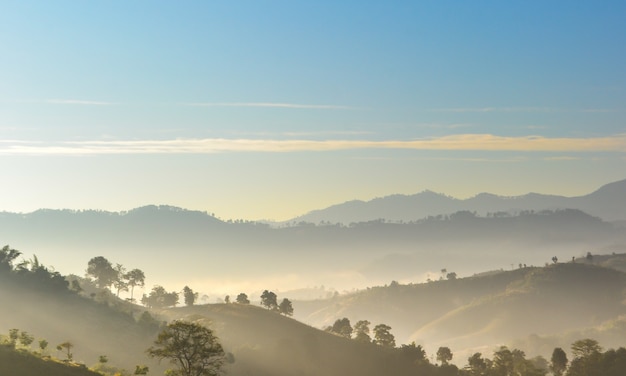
[154,303,425,376]
[0,253,425,375]
[0,345,101,376]
[294,262,626,358]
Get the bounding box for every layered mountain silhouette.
[290,178,626,224]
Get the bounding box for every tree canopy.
[147,321,226,376]
[278,298,293,316]
[86,256,117,289]
[260,290,277,310]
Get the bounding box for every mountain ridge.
[290,178,626,224]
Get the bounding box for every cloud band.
[1,134,625,155]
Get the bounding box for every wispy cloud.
[45,99,115,105]
[428,107,619,113]
[230,130,374,137]
[543,156,582,161]
[1,134,625,155]
[183,102,353,110]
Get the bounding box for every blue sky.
[0,1,624,220]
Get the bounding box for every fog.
[1,206,622,301]
[2,205,626,374]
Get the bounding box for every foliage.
[466,352,489,375]
[330,318,353,338]
[550,347,568,376]
[353,320,371,343]
[373,324,395,348]
[400,342,427,364]
[86,256,118,289]
[278,298,293,316]
[147,321,226,376]
[125,268,146,303]
[183,286,198,307]
[0,245,21,272]
[56,341,74,362]
[235,293,249,304]
[260,290,278,310]
[112,263,129,297]
[437,346,453,365]
[142,285,180,308]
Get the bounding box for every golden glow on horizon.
[0,134,625,155]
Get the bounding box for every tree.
[437,346,453,365]
[8,329,19,348]
[552,256,559,264]
[467,352,488,375]
[568,339,603,376]
[278,298,293,316]
[38,339,49,354]
[0,245,21,272]
[446,272,457,280]
[112,263,128,296]
[18,331,34,348]
[492,346,514,376]
[260,290,278,310]
[125,268,146,303]
[86,256,118,289]
[235,293,249,304]
[56,341,74,362]
[147,321,226,376]
[571,338,602,359]
[550,347,568,376]
[134,365,150,375]
[142,285,180,308]
[373,324,395,348]
[183,286,198,307]
[400,342,427,364]
[330,318,352,338]
[353,320,371,343]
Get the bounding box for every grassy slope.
[295,262,626,355]
[0,280,165,374]
[159,303,417,376]
[0,345,101,376]
[1,275,419,376]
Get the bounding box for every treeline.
[324,316,626,376]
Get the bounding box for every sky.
[0,1,625,221]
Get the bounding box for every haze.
[1,2,626,375]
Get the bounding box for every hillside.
[158,304,420,376]
[293,262,626,358]
[0,255,423,376]
[0,268,166,374]
[0,345,101,376]
[291,178,626,224]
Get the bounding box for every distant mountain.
[1,206,625,295]
[290,178,626,224]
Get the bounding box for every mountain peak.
[290,179,626,224]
